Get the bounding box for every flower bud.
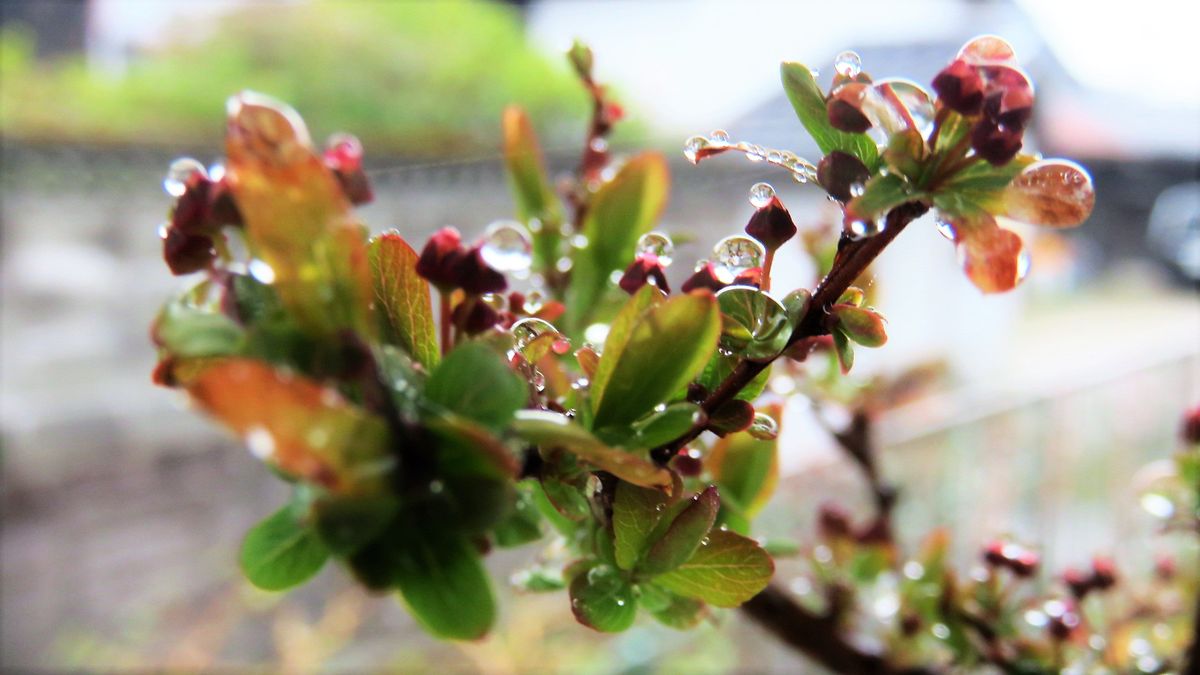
[416,227,468,290]
[618,254,670,294]
[980,65,1034,130]
[171,174,212,235]
[681,261,726,293]
[207,177,243,228]
[1181,404,1200,445]
[818,503,853,540]
[970,119,1022,166]
[1090,556,1116,590]
[452,298,502,334]
[671,449,703,478]
[932,59,984,114]
[456,245,508,295]
[826,83,872,133]
[1063,567,1092,598]
[162,227,216,275]
[744,196,797,250]
[817,151,871,202]
[324,134,373,206]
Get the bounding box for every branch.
[651,201,930,463]
[1186,588,1200,675]
[831,407,897,542]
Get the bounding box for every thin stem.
[761,248,776,293]
[439,292,452,355]
[879,82,918,132]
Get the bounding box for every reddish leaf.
[709,403,781,517]
[369,232,438,368]
[830,304,888,348]
[950,212,1028,293]
[1000,160,1095,229]
[957,35,1017,65]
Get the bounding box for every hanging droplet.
[244,426,276,460]
[551,338,572,355]
[847,219,885,240]
[636,231,675,266]
[511,317,557,352]
[207,162,226,182]
[935,216,957,241]
[834,50,862,78]
[710,129,731,143]
[849,182,866,198]
[163,157,207,197]
[748,182,776,208]
[1015,249,1031,284]
[584,323,610,345]
[747,413,779,440]
[248,259,276,284]
[480,220,532,272]
[684,135,710,164]
[523,290,545,314]
[711,235,765,283]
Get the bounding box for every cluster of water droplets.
[163,157,207,197]
[707,235,766,284]
[480,220,533,274]
[683,130,817,184]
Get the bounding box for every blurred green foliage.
[0,0,588,154]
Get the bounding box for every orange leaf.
[369,232,438,368]
[1000,159,1095,229]
[188,359,391,492]
[950,212,1028,293]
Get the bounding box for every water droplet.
[1015,249,1031,283]
[700,536,711,546]
[589,137,608,153]
[902,561,925,580]
[523,290,544,314]
[571,377,590,391]
[849,182,865,198]
[748,413,779,440]
[636,231,674,266]
[749,182,776,208]
[710,129,731,143]
[164,157,207,197]
[556,257,573,273]
[684,135,710,164]
[935,217,957,241]
[875,78,936,136]
[429,479,445,494]
[654,503,665,513]
[789,577,812,596]
[1024,610,1048,628]
[931,623,951,640]
[480,220,532,272]
[207,162,226,182]
[847,219,884,240]
[571,233,589,249]
[248,259,276,284]
[511,317,557,351]
[711,235,765,283]
[834,50,862,78]
[1140,493,1175,519]
[584,323,610,345]
[245,426,275,460]
[551,338,571,355]
[156,222,170,239]
[480,293,507,311]
[531,369,546,392]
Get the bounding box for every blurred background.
[1,0,1198,671]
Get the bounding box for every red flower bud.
[171,174,212,235]
[818,503,853,540]
[452,298,502,335]
[1090,556,1116,590]
[971,119,1022,166]
[324,134,373,205]
[932,59,984,115]
[1063,567,1092,598]
[817,151,871,202]
[671,449,703,478]
[681,261,726,293]
[207,177,243,228]
[826,83,873,133]
[456,245,508,295]
[1181,405,1200,445]
[980,65,1034,130]
[618,254,670,295]
[744,196,797,249]
[416,227,468,290]
[1009,549,1040,577]
[983,540,1007,567]
[162,226,216,275]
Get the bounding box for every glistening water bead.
[748,413,779,440]
[683,135,710,164]
[636,231,674,266]
[711,235,765,284]
[749,182,776,208]
[480,220,532,272]
[834,50,862,78]
[163,157,207,197]
[847,219,885,240]
[511,317,557,352]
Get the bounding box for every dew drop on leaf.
[164,157,207,197]
[511,317,557,352]
[935,216,957,241]
[683,135,710,164]
[245,425,276,460]
[834,50,862,78]
[584,323,610,344]
[747,413,779,440]
[709,129,731,143]
[636,231,675,266]
[480,220,532,272]
[712,235,765,283]
[248,259,276,284]
[748,182,776,208]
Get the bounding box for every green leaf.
[392,522,496,640]
[312,494,399,557]
[513,411,672,489]
[591,284,662,408]
[240,505,329,591]
[492,481,544,547]
[647,589,707,630]
[715,286,791,362]
[425,342,527,431]
[565,153,670,330]
[597,401,701,449]
[698,352,771,403]
[932,155,1035,219]
[569,564,637,632]
[653,529,773,608]
[846,172,923,221]
[640,486,720,575]
[230,273,284,324]
[612,481,670,570]
[780,61,878,169]
[830,304,888,347]
[708,404,780,518]
[369,232,439,369]
[782,289,811,326]
[833,329,854,374]
[591,292,721,428]
[511,565,566,592]
[154,301,244,358]
[883,129,928,182]
[538,475,591,524]
[502,106,564,273]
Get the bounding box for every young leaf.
[187,359,392,492]
[846,172,923,221]
[492,481,544,547]
[715,286,791,362]
[640,486,720,576]
[830,304,888,347]
[999,159,1095,228]
[565,153,669,330]
[369,232,439,369]
[312,494,399,557]
[425,342,527,431]
[154,301,244,358]
[708,404,781,518]
[698,352,772,403]
[780,62,878,169]
[591,291,721,429]
[569,564,638,632]
[590,284,662,408]
[392,523,496,640]
[512,411,672,490]
[653,529,774,607]
[833,329,855,374]
[612,481,670,570]
[648,591,708,630]
[502,106,564,273]
[937,210,1028,293]
[240,505,329,591]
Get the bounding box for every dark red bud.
[818,503,853,540]
[1063,567,1092,598]
[456,245,508,295]
[970,119,1022,166]
[151,357,177,387]
[681,261,726,293]
[686,382,708,403]
[452,298,502,335]
[171,174,212,235]
[1009,549,1040,577]
[324,134,373,205]
[708,399,755,435]
[416,227,467,290]
[1047,613,1076,641]
[1181,405,1200,444]
[817,151,871,202]
[1090,556,1116,590]
[163,227,216,275]
[207,178,243,228]
[784,334,833,362]
[744,196,797,249]
[508,291,526,314]
[980,66,1034,130]
[983,540,1007,567]
[826,83,873,133]
[932,59,985,115]
[618,254,670,295]
[671,450,703,478]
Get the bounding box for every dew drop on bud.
[248,259,276,284]
[935,216,957,241]
[480,220,532,272]
[849,182,866,198]
[164,157,207,197]
[1015,249,1031,284]
[636,231,675,266]
[847,219,885,240]
[684,135,710,164]
[748,413,779,440]
[709,129,731,143]
[748,182,776,208]
[480,293,507,311]
[523,290,544,314]
[511,317,557,352]
[711,235,765,283]
[834,50,862,78]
